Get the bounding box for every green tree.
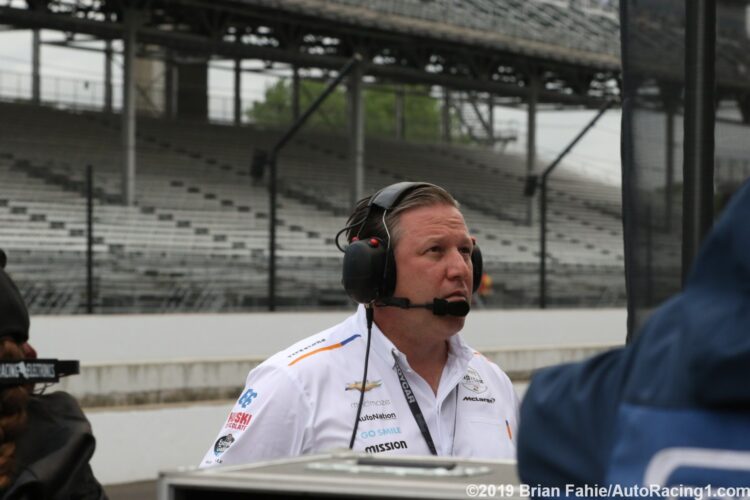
[247,79,443,141]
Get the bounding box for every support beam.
[0,6,614,106]
[234,55,242,126]
[176,59,208,120]
[682,0,715,284]
[395,86,405,140]
[292,65,301,121]
[659,82,681,232]
[442,89,452,143]
[468,93,492,139]
[526,72,540,225]
[452,100,480,143]
[31,28,40,104]
[86,164,94,314]
[164,50,175,118]
[104,38,113,112]
[739,94,750,125]
[348,62,364,208]
[121,9,138,206]
[537,99,613,308]
[664,102,675,232]
[264,55,362,311]
[487,94,495,145]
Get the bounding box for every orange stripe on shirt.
[288,334,360,366]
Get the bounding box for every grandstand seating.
[0,100,625,313]
[326,0,620,57]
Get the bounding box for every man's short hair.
[344,184,460,247]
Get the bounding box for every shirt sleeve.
[199,362,313,468]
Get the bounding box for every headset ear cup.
[381,248,397,298]
[471,245,483,293]
[342,238,388,303]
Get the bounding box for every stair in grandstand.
[85,111,340,251]
[290,141,623,265]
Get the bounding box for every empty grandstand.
[0,0,626,314]
[1,99,625,313]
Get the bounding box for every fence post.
[86,164,94,314]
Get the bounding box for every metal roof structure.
[236,0,621,66]
[0,0,622,104]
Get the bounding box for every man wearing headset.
[200,182,518,467]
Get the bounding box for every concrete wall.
[29,308,626,363]
[27,308,627,485]
[86,402,231,485]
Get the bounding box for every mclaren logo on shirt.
[463,396,496,404]
[364,440,408,453]
[350,399,392,409]
[462,367,488,394]
[345,380,382,392]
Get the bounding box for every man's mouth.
[443,292,468,301]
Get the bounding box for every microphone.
[377,297,471,317]
[431,298,470,317]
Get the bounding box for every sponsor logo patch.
[359,412,397,422]
[238,388,258,409]
[350,399,392,409]
[345,380,382,392]
[461,367,487,394]
[287,338,326,358]
[364,440,408,453]
[214,434,235,456]
[463,395,496,404]
[359,427,402,440]
[225,411,252,431]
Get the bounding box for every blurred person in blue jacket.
[517,179,750,490]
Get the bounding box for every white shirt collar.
[354,304,474,375]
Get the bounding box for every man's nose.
[445,249,471,282]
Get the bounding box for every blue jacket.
[517,179,750,489]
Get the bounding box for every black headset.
[340,182,483,304]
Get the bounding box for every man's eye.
[460,247,472,254]
[428,246,441,253]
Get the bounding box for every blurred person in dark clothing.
[0,250,106,500]
[517,179,750,490]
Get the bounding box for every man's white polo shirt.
[200,305,518,467]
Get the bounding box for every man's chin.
[438,314,466,333]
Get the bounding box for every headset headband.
[368,182,437,211]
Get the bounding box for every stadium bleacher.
[0,100,626,312]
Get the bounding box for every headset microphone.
[378,297,471,317]
[431,298,470,317]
